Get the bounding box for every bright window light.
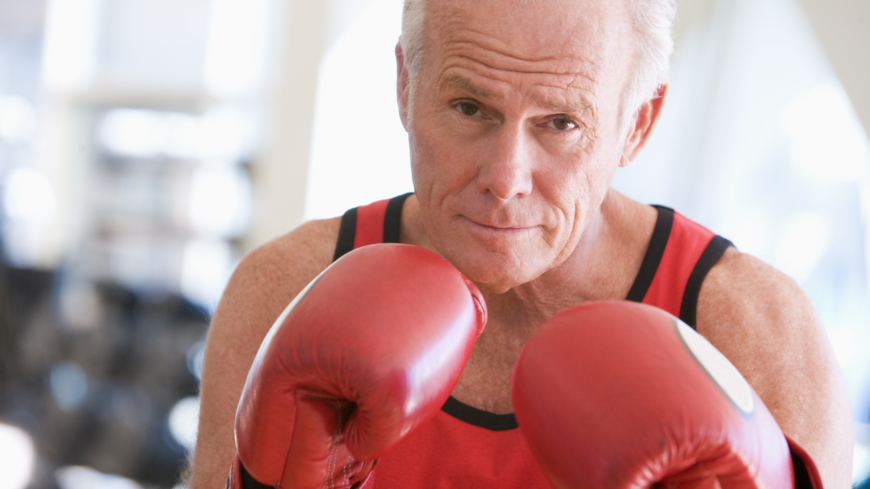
[855,432,870,486]
[0,423,35,489]
[180,238,234,310]
[187,164,252,238]
[204,0,272,98]
[186,339,206,381]
[98,109,167,158]
[198,106,256,161]
[98,107,255,160]
[828,327,862,374]
[783,80,870,183]
[0,95,38,143]
[41,0,100,91]
[305,0,413,220]
[3,167,56,223]
[163,113,203,160]
[773,212,830,284]
[3,221,53,268]
[168,396,200,452]
[55,466,142,489]
[720,211,773,260]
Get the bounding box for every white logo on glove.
[673,319,754,416]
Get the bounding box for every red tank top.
[332,193,732,488]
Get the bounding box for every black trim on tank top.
[333,207,358,261]
[679,235,733,328]
[441,396,518,431]
[239,461,274,489]
[383,192,413,243]
[625,205,674,303]
[791,446,814,489]
[333,193,412,262]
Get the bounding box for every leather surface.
[234,244,486,488]
[511,301,798,489]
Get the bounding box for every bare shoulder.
[225,217,342,316]
[695,248,824,367]
[696,247,853,488]
[206,215,342,381]
[189,217,340,489]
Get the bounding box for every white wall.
[798,0,870,138]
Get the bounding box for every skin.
[189,0,853,487]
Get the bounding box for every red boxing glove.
[511,301,824,489]
[229,244,487,489]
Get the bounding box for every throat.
[450,363,516,415]
[448,314,538,415]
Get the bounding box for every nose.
[475,124,533,201]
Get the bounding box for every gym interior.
[0,0,867,487]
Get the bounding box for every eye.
[547,117,578,131]
[456,102,483,117]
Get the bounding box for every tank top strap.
[626,205,733,329]
[335,198,732,330]
[332,193,413,262]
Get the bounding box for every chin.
[422,212,564,293]
[445,247,546,294]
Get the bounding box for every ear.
[619,84,668,167]
[396,42,411,130]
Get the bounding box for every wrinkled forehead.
[422,0,636,79]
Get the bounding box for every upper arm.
[696,248,853,488]
[189,217,341,489]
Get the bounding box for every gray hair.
[399,0,676,139]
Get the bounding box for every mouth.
[461,216,535,233]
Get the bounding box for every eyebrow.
[534,97,593,117]
[439,74,492,99]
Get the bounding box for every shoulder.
[244,217,342,281]
[220,217,342,328]
[206,216,343,369]
[207,215,342,368]
[696,248,853,487]
[695,248,826,368]
[697,248,811,331]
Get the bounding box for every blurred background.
[0,0,867,487]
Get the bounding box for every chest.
[449,317,539,414]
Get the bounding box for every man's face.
[403,0,636,292]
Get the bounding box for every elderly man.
[190,0,853,487]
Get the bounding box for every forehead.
[421,0,635,92]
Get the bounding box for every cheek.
[409,116,478,198]
[537,146,603,205]
[409,128,442,200]
[536,145,617,242]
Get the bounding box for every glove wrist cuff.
[227,456,275,489]
[786,435,825,489]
